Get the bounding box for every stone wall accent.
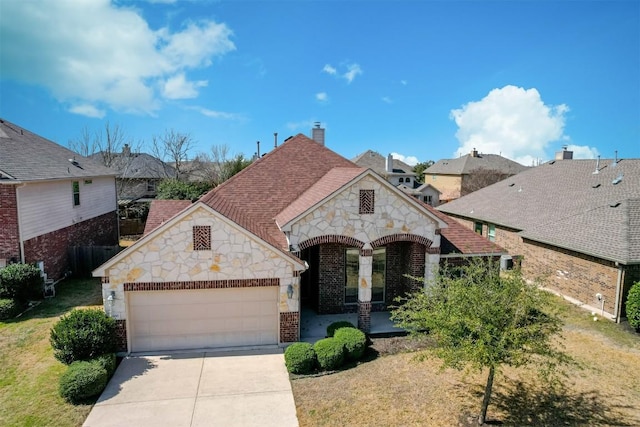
[24,211,118,280]
[318,243,348,314]
[0,185,20,263]
[279,312,299,343]
[124,278,280,292]
[299,235,364,251]
[358,300,372,332]
[115,319,127,352]
[371,233,433,249]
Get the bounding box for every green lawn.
[0,278,103,427]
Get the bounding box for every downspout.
[612,263,624,323]
[15,184,26,263]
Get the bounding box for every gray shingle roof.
[351,150,416,176]
[91,152,175,179]
[425,153,529,175]
[0,118,116,181]
[438,158,640,264]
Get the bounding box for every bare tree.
[461,167,512,196]
[193,144,252,186]
[67,127,97,157]
[151,129,195,179]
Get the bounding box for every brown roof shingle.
[144,200,192,235]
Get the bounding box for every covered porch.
[299,307,405,343]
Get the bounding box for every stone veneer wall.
[0,185,20,263]
[24,211,118,280]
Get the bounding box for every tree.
[412,160,435,184]
[391,259,568,425]
[461,167,512,196]
[68,122,135,168]
[194,144,252,186]
[156,178,211,200]
[151,129,195,179]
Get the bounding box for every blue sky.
[1,0,638,166]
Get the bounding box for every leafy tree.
[156,178,211,200]
[194,145,252,186]
[461,167,512,196]
[412,160,434,184]
[391,259,568,425]
[626,281,640,330]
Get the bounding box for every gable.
[94,203,305,282]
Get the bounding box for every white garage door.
[128,287,279,353]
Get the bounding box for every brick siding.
[0,185,20,262]
[280,312,299,343]
[358,300,372,332]
[115,319,127,352]
[124,278,280,292]
[318,243,350,314]
[23,211,118,280]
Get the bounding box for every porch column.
[358,246,373,333]
[424,250,440,290]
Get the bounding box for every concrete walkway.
[83,348,298,427]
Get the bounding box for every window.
[193,225,211,250]
[371,248,386,303]
[146,180,156,192]
[424,195,433,205]
[406,178,411,184]
[72,181,80,206]
[84,179,92,185]
[488,224,496,242]
[359,190,375,214]
[345,249,359,304]
[399,177,404,183]
[432,175,437,181]
[474,222,483,235]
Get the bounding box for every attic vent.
[592,183,601,189]
[612,174,623,185]
[609,202,621,208]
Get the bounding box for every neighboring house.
[94,128,503,353]
[91,145,175,202]
[0,119,118,280]
[425,148,529,203]
[352,150,441,206]
[438,153,640,322]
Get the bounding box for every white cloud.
[0,1,235,115]
[68,104,106,119]
[322,62,362,84]
[450,85,576,165]
[400,80,408,86]
[382,96,392,104]
[162,73,207,99]
[322,64,337,75]
[566,144,599,159]
[391,152,419,166]
[188,106,241,120]
[316,92,329,103]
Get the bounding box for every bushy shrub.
[50,309,116,365]
[59,360,108,404]
[334,327,367,361]
[0,298,19,320]
[284,342,317,374]
[94,353,117,378]
[313,338,345,371]
[0,263,42,302]
[626,281,640,330]
[326,321,356,337]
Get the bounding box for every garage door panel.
[129,288,279,352]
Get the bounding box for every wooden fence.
[68,245,123,277]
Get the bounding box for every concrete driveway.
[83,348,298,427]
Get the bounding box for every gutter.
[15,183,26,263]
[613,265,624,323]
[440,252,506,258]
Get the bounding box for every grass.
[0,278,103,427]
[291,295,640,426]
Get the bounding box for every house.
[425,148,529,203]
[0,119,118,281]
[352,150,441,206]
[93,127,503,353]
[438,152,640,322]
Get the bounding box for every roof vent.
[592,183,601,189]
[612,174,623,185]
[508,183,515,187]
[592,155,600,174]
[609,202,621,208]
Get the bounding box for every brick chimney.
[555,146,573,160]
[311,122,325,146]
[123,144,131,156]
[470,148,478,158]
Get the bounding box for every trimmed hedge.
[94,353,117,378]
[313,338,345,371]
[284,342,317,374]
[627,281,640,330]
[50,309,117,365]
[0,298,19,320]
[59,360,108,403]
[334,327,367,361]
[0,263,42,303]
[326,321,356,337]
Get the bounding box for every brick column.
[358,247,373,332]
[280,312,300,343]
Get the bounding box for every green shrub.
[326,321,356,337]
[313,338,345,371]
[334,327,367,361]
[0,263,42,302]
[0,298,19,320]
[94,353,117,378]
[284,342,317,374]
[50,309,117,365]
[626,281,640,330]
[59,360,108,404]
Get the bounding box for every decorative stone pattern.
[359,189,375,214]
[192,225,211,250]
[0,185,20,263]
[101,205,301,321]
[279,312,299,343]
[371,233,433,249]
[24,211,118,280]
[124,278,279,292]
[115,319,127,352]
[298,235,364,251]
[358,300,372,332]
